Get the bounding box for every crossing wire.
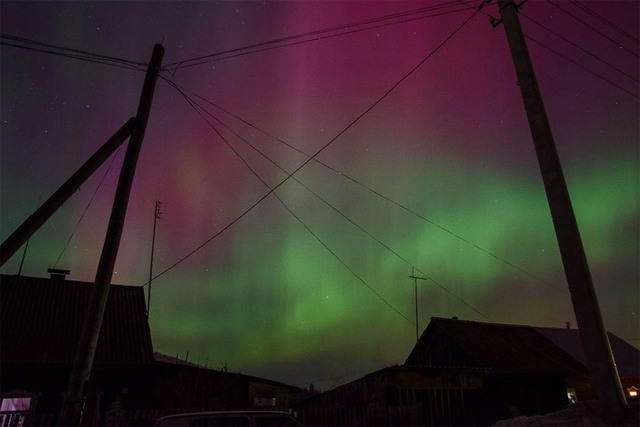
[164,78,416,325]
[143,6,482,287]
[164,1,475,72]
[169,79,561,294]
[166,78,489,321]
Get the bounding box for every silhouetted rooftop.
[1,274,154,366]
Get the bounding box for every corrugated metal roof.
[407,317,590,376]
[1,274,154,366]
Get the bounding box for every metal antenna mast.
[147,201,162,319]
[409,267,427,341]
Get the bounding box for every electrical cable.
[568,0,639,44]
[169,80,561,293]
[454,0,639,100]
[165,78,416,325]
[167,78,489,320]
[144,7,481,287]
[164,0,474,70]
[0,41,146,72]
[53,146,123,268]
[545,1,639,58]
[167,7,472,72]
[520,13,638,83]
[1,33,148,66]
[524,33,638,99]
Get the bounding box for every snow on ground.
[494,400,639,426]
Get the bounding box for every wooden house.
[295,317,639,426]
[153,352,304,416]
[0,273,156,426]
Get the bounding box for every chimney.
[48,268,70,280]
[566,322,571,329]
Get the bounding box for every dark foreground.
[494,400,639,426]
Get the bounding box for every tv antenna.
[409,267,427,342]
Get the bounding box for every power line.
[164,1,475,72]
[144,7,481,286]
[170,81,559,293]
[524,33,638,100]
[165,78,415,325]
[169,79,489,320]
[545,1,639,58]
[568,0,639,44]
[0,41,146,72]
[182,88,489,319]
[520,12,638,83]
[164,1,471,67]
[53,147,123,268]
[1,33,148,66]
[457,0,640,99]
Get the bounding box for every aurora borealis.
[1,1,638,390]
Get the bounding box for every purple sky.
[1,1,638,389]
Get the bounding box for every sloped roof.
[154,352,302,391]
[407,317,589,376]
[536,326,640,377]
[1,274,154,365]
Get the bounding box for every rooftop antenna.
[409,267,427,342]
[147,200,162,320]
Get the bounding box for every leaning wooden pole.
[496,0,626,422]
[58,44,164,426]
[0,118,135,267]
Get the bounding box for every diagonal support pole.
[0,118,135,266]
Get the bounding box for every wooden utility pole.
[496,0,627,422]
[59,44,164,426]
[0,118,135,266]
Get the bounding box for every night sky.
[1,1,638,390]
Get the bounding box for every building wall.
[294,367,488,426]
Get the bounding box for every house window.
[253,388,276,407]
[628,386,638,398]
[0,396,33,427]
[566,388,577,404]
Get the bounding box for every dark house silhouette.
[1,273,306,425]
[294,317,639,426]
[405,317,590,423]
[153,352,306,415]
[535,326,640,400]
[1,273,156,425]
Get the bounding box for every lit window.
[0,397,31,411]
[0,396,32,427]
[628,386,638,398]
